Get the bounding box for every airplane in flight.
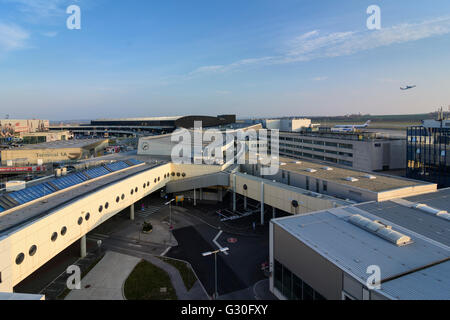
[331,120,371,132]
[400,85,416,90]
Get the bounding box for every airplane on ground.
[400,85,416,90]
[331,120,371,132]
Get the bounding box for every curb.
[157,254,211,300]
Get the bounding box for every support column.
[272,207,276,219]
[80,235,86,258]
[260,182,265,225]
[194,188,197,206]
[232,174,236,212]
[130,203,135,221]
[199,188,203,201]
[244,196,247,210]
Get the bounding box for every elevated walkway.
[165,171,230,193]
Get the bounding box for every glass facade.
[273,259,326,300]
[407,126,450,188]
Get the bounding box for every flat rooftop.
[379,260,450,300]
[93,116,182,122]
[9,139,108,150]
[273,206,450,299]
[276,130,405,141]
[277,156,426,192]
[356,188,450,246]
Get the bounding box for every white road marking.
[161,246,171,256]
[213,230,229,255]
[127,243,142,248]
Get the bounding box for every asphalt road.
[167,223,269,298]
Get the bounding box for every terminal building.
[265,118,312,132]
[273,131,406,172]
[243,156,435,203]
[0,139,108,166]
[0,119,49,137]
[269,188,450,300]
[50,115,236,137]
[407,119,450,188]
[0,122,446,300]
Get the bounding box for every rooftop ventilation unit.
[344,177,359,182]
[322,167,333,171]
[363,175,377,180]
[305,168,317,173]
[411,203,450,221]
[295,161,302,164]
[280,163,286,166]
[348,214,412,246]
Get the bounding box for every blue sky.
[1,0,450,120]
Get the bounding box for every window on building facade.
[274,259,327,300]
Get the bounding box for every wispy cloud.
[42,31,58,37]
[190,16,450,76]
[313,76,328,81]
[3,0,68,19]
[0,22,29,53]
[189,57,274,76]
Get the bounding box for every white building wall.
[0,162,222,292]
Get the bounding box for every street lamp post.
[202,247,229,299]
[165,198,175,243]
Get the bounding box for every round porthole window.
[105,202,109,209]
[78,217,83,225]
[182,173,186,177]
[147,181,150,187]
[29,245,37,257]
[135,187,138,193]
[121,194,125,200]
[85,212,91,221]
[61,226,67,236]
[131,189,134,195]
[164,174,166,178]
[292,200,299,208]
[154,178,157,183]
[176,173,180,177]
[143,183,146,189]
[158,177,160,181]
[243,184,248,190]
[116,196,120,203]
[51,232,58,242]
[171,172,175,177]
[99,205,103,213]
[15,253,25,265]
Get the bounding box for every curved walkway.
[65,251,140,300]
[65,249,208,300]
[140,253,209,300]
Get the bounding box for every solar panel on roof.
[0,160,143,212]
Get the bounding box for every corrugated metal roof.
[403,187,450,210]
[273,207,450,286]
[379,260,450,300]
[357,189,450,247]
